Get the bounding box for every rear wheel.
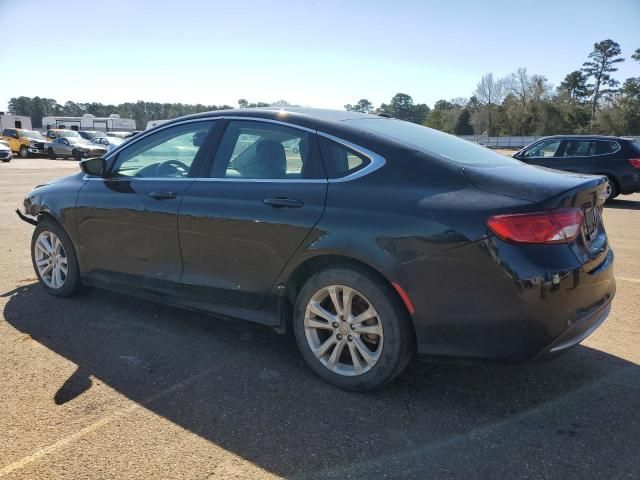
[605,176,619,202]
[293,266,414,391]
[31,219,83,297]
[47,148,56,159]
[19,145,29,158]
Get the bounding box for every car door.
[75,119,218,292]
[3,129,18,152]
[178,119,327,311]
[554,139,600,174]
[518,138,565,169]
[55,138,71,156]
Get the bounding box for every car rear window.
[596,140,620,155]
[348,118,521,167]
[632,141,640,154]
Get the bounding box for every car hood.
[33,172,83,189]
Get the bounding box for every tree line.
[345,39,640,136]
[6,39,639,135]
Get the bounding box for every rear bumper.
[395,238,615,363]
[534,300,611,360]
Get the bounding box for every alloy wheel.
[34,231,68,289]
[304,285,383,376]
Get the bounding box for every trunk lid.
[464,163,610,271]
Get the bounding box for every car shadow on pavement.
[4,283,640,479]
[606,198,640,210]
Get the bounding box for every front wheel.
[293,266,415,391]
[19,145,29,158]
[72,149,82,161]
[31,219,83,297]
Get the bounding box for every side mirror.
[80,157,106,176]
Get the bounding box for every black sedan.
[514,135,640,200]
[17,109,615,391]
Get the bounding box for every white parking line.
[0,367,218,477]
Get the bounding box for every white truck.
[41,113,136,132]
[0,114,32,131]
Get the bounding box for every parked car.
[91,136,125,152]
[0,139,12,162]
[514,135,640,200]
[45,129,82,141]
[1,128,47,157]
[46,136,108,160]
[106,131,132,139]
[124,130,142,139]
[78,130,108,141]
[18,108,615,391]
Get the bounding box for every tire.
[72,149,82,161]
[31,218,84,297]
[47,148,56,160]
[605,176,619,202]
[293,266,415,391]
[19,145,29,158]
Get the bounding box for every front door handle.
[148,190,177,200]
[263,197,304,208]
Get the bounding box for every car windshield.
[70,137,91,144]
[20,130,45,140]
[348,118,522,167]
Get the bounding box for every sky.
[1,0,639,112]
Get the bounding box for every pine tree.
[581,39,625,131]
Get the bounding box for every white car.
[91,136,125,152]
[0,139,12,162]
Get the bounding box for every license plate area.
[583,207,599,240]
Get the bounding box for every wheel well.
[597,173,619,190]
[37,211,58,225]
[283,254,415,330]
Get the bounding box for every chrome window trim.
[317,132,386,183]
[96,115,386,183]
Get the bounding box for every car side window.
[523,140,562,158]
[596,141,620,155]
[111,121,215,178]
[210,121,322,179]
[318,136,369,179]
[562,140,596,157]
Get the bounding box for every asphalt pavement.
[1,159,639,479]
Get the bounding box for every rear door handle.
[148,190,177,200]
[263,197,304,208]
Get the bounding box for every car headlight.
[29,140,38,146]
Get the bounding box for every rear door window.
[209,121,324,179]
[562,140,597,157]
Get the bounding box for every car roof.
[161,107,382,132]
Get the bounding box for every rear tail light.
[629,158,640,169]
[487,208,584,244]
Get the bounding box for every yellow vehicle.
[1,128,47,158]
